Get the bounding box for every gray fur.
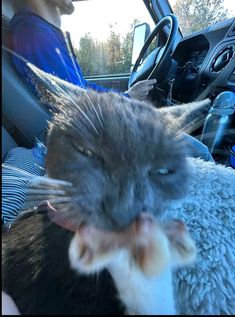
[26,64,210,231]
[4,65,233,315]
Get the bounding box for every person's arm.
[11,20,127,96]
[11,22,87,88]
[11,18,156,100]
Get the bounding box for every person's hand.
[125,79,157,101]
[2,292,20,315]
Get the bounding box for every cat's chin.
[67,216,196,277]
[68,223,171,276]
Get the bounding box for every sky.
[61,0,154,46]
[61,0,235,48]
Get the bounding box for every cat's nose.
[139,211,154,222]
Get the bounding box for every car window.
[168,0,235,36]
[61,0,154,77]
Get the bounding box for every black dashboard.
[158,17,235,166]
[170,17,235,103]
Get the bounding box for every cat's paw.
[68,225,124,274]
[129,215,196,276]
[130,214,171,277]
[68,216,196,277]
[163,219,197,266]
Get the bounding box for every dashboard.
[158,17,235,166]
[170,17,235,103]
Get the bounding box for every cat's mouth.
[38,200,79,232]
[39,200,196,276]
[45,199,155,233]
[68,214,197,277]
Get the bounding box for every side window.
[61,0,154,77]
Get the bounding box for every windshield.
[168,0,235,36]
[61,0,155,76]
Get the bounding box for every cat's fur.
[2,210,196,315]
[68,217,196,315]
[2,64,208,314]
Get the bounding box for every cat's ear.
[26,63,86,112]
[160,99,211,134]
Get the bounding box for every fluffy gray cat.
[3,65,212,315]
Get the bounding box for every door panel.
[86,74,129,92]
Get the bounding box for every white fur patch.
[68,232,122,274]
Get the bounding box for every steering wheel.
[128,14,179,89]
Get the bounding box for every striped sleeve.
[2,142,47,225]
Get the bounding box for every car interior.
[2,0,51,161]
[2,0,235,167]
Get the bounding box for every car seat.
[2,126,18,162]
[2,0,51,158]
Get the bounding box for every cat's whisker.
[45,197,72,204]
[23,198,72,212]
[26,195,69,203]
[30,64,100,136]
[29,176,73,188]
[34,136,47,148]
[26,194,72,203]
[3,46,103,135]
[28,189,67,195]
[56,86,101,136]
[29,62,101,135]
[26,190,72,200]
[18,202,72,220]
[25,193,72,200]
[77,92,104,130]
[33,164,46,172]
[182,115,205,135]
[62,35,104,129]
[97,102,104,127]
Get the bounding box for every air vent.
[210,45,235,73]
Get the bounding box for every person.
[8,0,213,161]
[4,0,213,220]
[2,1,213,311]
[4,0,213,223]
[10,0,157,101]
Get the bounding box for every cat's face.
[45,92,188,231]
[29,64,210,231]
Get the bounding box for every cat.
[2,64,209,314]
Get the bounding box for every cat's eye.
[72,141,98,159]
[149,168,175,177]
[77,145,94,158]
[157,168,169,175]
